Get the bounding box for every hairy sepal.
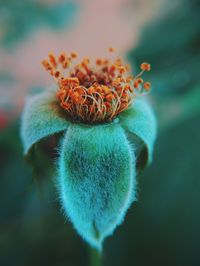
[21,90,69,155]
[119,99,157,169]
[58,121,136,250]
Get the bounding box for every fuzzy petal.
[58,121,136,250]
[21,90,69,155]
[119,99,157,168]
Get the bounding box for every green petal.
[119,99,157,169]
[21,90,69,155]
[58,121,136,250]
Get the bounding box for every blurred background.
[1,0,200,265]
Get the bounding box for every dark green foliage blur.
[0,0,77,49]
[0,123,89,266]
[129,0,200,95]
[1,0,200,265]
[128,0,200,130]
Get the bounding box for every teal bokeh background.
[0,0,77,49]
[1,0,200,265]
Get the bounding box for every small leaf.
[58,122,136,250]
[119,99,157,169]
[21,90,69,155]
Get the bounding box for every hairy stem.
[89,247,102,266]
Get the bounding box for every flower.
[41,49,151,123]
[21,48,156,250]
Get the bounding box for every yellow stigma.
[41,49,151,123]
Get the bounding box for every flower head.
[42,48,151,123]
[21,48,156,250]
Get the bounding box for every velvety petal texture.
[21,90,69,155]
[58,121,136,249]
[21,89,156,250]
[119,99,157,168]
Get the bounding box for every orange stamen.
[58,52,67,63]
[140,62,151,71]
[106,93,115,102]
[137,78,144,84]
[96,59,103,66]
[48,53,57,67]
[87,86,95,95]
[108,47,115,52]
[41,60,52,71]
[41,49,151,123]
[70,52,78,59]
[143,82,151,91]
[54,70,60,78]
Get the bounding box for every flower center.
[42,48,151,123]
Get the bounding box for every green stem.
[89,247,102,266]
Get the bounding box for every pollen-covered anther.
[133,81,139,89]
[137,78,144,84]
[41,50,151,123]
[70,52,78,59]
[54,70,60,78]
[58,52,67,63]
[41,60,52,71]
[140,62,151,71]
[143,82,151,91]
[106,93,115,102]
[96,59,103,66]
[108,47,115,52]
[48,53,57,67]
